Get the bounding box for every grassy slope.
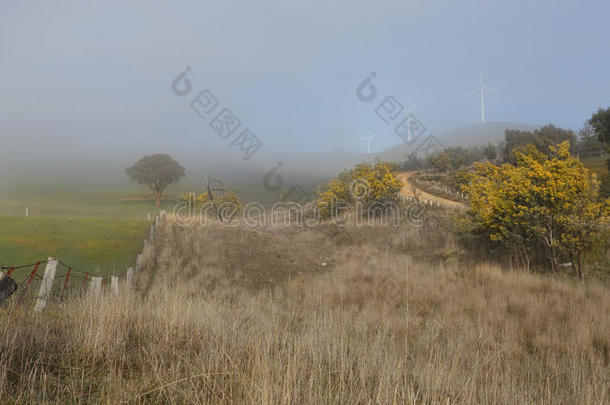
[2,220,608,403]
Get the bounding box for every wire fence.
[0,210,166,311]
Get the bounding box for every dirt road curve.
[397,172,465,209]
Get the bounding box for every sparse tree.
[126,154,185,207]
[410,182,423,203]
[576,122,605,156]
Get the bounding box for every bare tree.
[206,174,225,201]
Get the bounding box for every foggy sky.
[1,0,609,168]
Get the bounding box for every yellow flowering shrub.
[316,160,402,218]
[464,141,609,276]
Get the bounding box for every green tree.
[483,142,497,161]
[576,123,606,156]
[427,152,451,172]
[589,107,610,199]
[589,107,610,144]
[126,154,186,206]
[503,124,576,163]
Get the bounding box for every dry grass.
[0,218,609,403]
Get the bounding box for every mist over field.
[2,1,609,189]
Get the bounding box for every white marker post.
[111,276,119,296]
[135,254,142,273]
[34,258,58,312]
[89,277,102,296]
[126,267,134,285]
[25,207,29,217]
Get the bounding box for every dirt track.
[397,172,464,209]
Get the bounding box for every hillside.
[3,217,609,403]
[381,121,541,161]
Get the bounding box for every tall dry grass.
[0,218,609,403]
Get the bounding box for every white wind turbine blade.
[403,104,417,115]
[470,86,481,96]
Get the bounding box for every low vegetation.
[399,108,610,277]
[1,219,609,403]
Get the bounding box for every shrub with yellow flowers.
[316,160,403,219]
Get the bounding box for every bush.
[316,160,402,219]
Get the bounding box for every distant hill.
[380,121,541,161]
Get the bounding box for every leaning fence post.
[17,261,41,306]
[0,268,18,306]
[60,267,72,303]
[89,277,102,296]
[81,272,89,295]
[34,258,58,312]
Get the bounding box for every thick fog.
[1,0,609,189]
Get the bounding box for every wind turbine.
[470,71,494,123]
[401,104,417,142]
[360,133,376,154]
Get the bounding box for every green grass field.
[0,189,176,219]
[0,170,326,289]
[0,216,150,282]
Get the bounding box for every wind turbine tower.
[470,71,494,123]
[360,133,376,154]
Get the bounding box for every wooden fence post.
[17,261,41,305]
[89,277,102,296]
[81,272,89,295]
[126,267,134,285]
[60,268,72,303]
[34,258,58,312]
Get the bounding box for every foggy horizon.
[2,0,609,171]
